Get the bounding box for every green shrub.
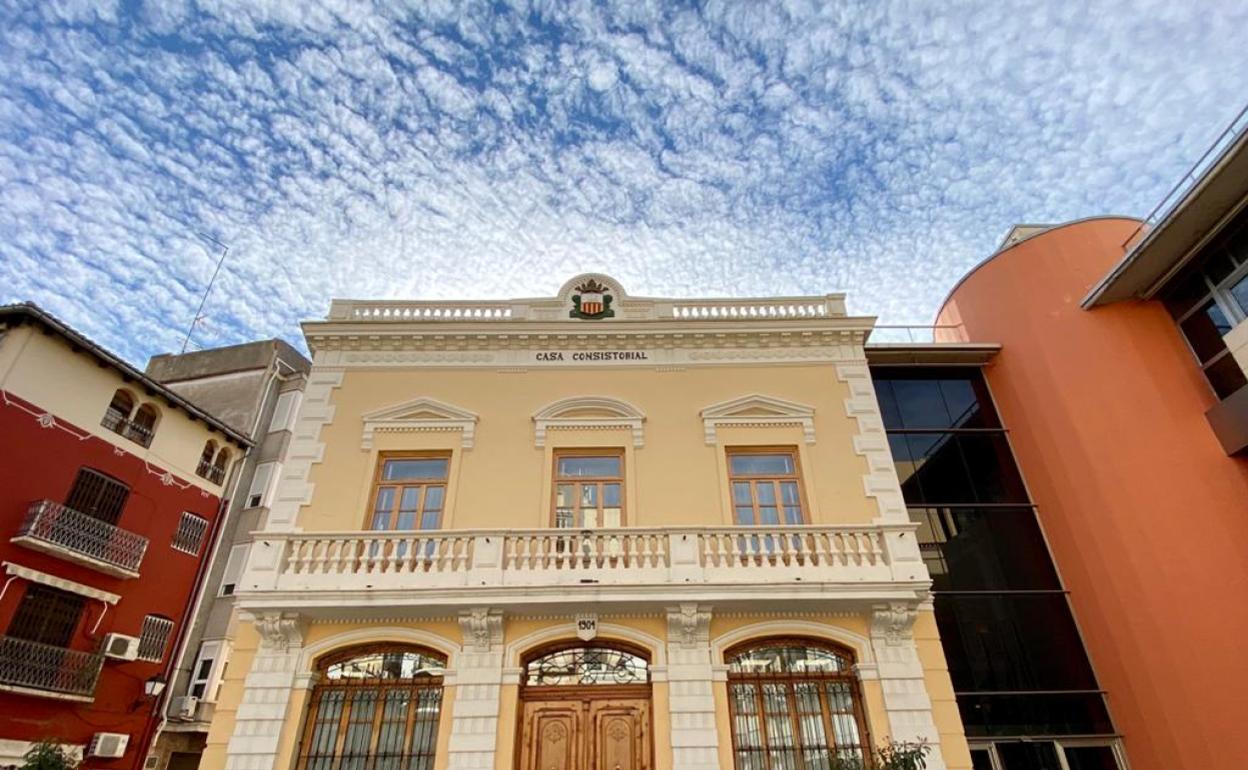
[830,739,931,770]
[21,741,80,770]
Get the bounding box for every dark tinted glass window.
[957,693,1113,737]
[1204,353,1248,399]
[935,595,1098,691]
[970,749,995,770]
[873,370,999,430]
[1063,746,1120,770]
[7,584,85,647]
[890,433,1028,504]
[996,742,1061,770]
[912,508,1059,591]
[65,468,130,525]
[1179,300,1233,363]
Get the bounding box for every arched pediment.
[360,397,478,450]
[699,394,816,445]
[532,396,645,447]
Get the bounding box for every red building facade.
[0,305,249,770]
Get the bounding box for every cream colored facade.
[206,276,971,770]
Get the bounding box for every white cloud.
[1,0,1247,364]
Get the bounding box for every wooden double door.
[518,688,651,770]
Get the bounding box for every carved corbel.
[252,611,307,652]
[871,602,918,646]
[459,607,504,653]
[666,603,712,648]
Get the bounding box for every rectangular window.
[64,468,130,525]
[911,507,1060,591]
[246,462,278,509]
[727,449,805,526]
[269,391,301,434]
[219,543,250,597]
[369,455,450,531]
[552,450,624,528]
[137,615,175,662]
[6,584,86,647]
[189,640,229,701]
[172,512,210,555]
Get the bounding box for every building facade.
[203,276,972,770]
[143,341,311,770]
[926,117,1248,770]
[0,304,250,769]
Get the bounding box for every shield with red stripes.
[579,292,604,316]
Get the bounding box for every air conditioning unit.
[88,733,130,759]
[102,633,141,661]
[172,695,200,720]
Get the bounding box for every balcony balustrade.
[246,524,925,612]
[0,635,103,700]
[12,500,150,578]
[196,458,227,484]
[101,408,154,447]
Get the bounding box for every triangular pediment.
[360,397,478,449]
[700,394,814,420]
[700,394,816,445]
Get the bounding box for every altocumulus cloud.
[0,0,1246,362]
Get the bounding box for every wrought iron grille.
[172,512,209,555]
[99,409,154,447]
[17,500,150,574]
[137,615,175,662]
[0,635,103,697]
[64,468,130,526]
[524,646,649,686]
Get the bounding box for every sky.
[1,0,1246,364]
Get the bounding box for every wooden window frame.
[550,448,626,529]
[364,452,452,532]
[726,447,809,527]
[296,644,447,770]
[725,637,871,770]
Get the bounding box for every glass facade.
[872,367,1123,769]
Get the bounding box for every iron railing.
[196,458,226,484]
[16,500,149,575]
[101,408,155,447]
[0,635,103,698]
[868,325,968,344]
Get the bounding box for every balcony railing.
[0,635,103,700]
[258,524,917,598]
[12,500,149,578]
[101,408,154,448]
[196,458,226,484]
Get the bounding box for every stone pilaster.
[223,612,307,770]
[446,608,505,770]
[665,604,722,770]
[869,603,946,770]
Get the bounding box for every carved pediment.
[360,397,479,449]
[532,396,645,447]
[700,394,816,445]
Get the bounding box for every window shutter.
[189,640,231,702]
[219,543,250,596]
[246,463,276,508]
[268,391,301,433]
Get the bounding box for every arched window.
[725,638,868,769]
[128,403,159,447]
[298,645,446,770]
[523,643,649,687]
[102,389,135,434]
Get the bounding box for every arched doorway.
[517,642,652,770]
[296,644,447,770]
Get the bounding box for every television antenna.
[181,233,229,354]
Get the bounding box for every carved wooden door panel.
[589,699,649,770]
[520,701,584,770]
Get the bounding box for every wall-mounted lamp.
[143,675,167,698]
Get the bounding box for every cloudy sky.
[2,1,1246,363]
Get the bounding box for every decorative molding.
[3,561,120,604]
[835,362,910,523]
[708,619,875,667]
[503,622,667,670]
[871,602,918,647]
[250,611,307,652]
[264,370,344,532]
[297,626,461,672]
[700,393,816,445]
[359,396,478,450]
[458,607,503,652]
[666,603,712,648]
[532,396,645,447]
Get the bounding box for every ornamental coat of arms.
[569,279,615,319]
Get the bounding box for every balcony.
[101,408,154,448]
[0,635,103,701]
[196,458,226,484]
[12,500,150,578]
[243,524,927,615]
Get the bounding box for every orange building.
[930,121,1248,770]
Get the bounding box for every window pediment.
[360,397,478,450]
[532,396,645,447]
[700,394,816,445]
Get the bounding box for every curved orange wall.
[937,218,1248,770]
